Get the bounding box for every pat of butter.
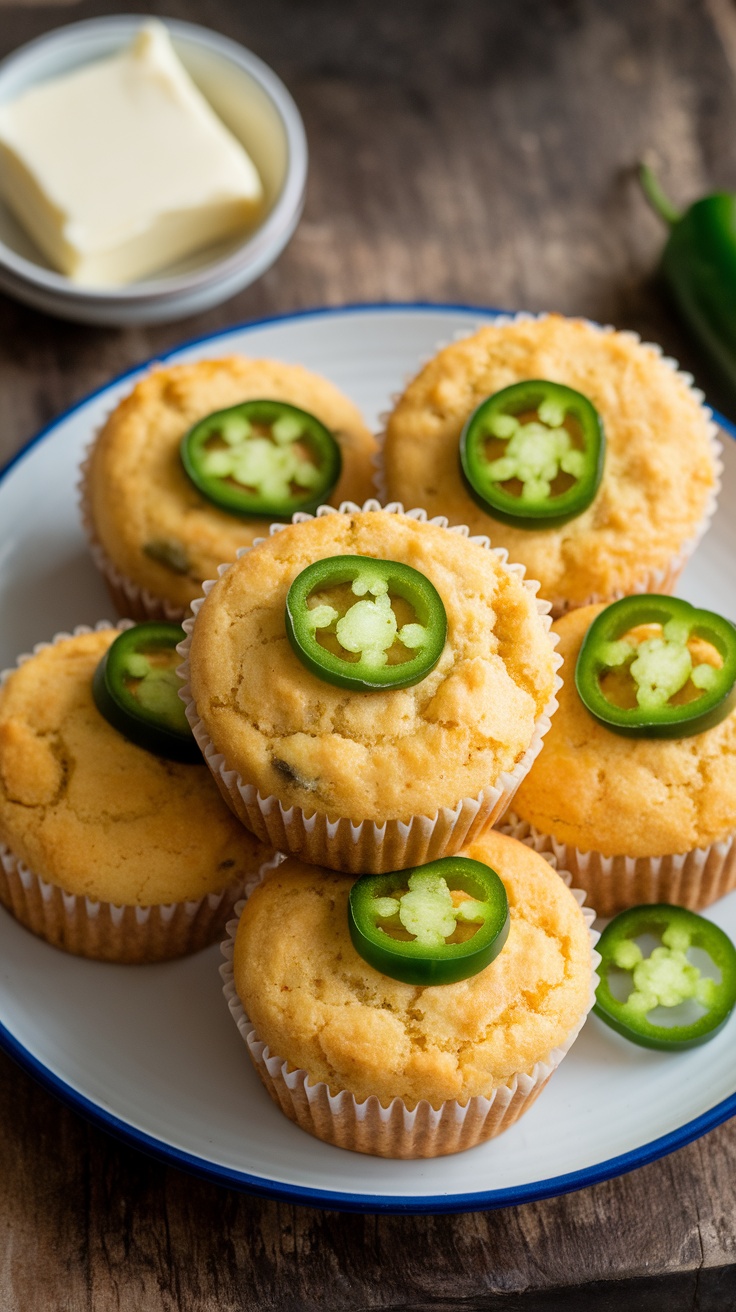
[0,22,264,287]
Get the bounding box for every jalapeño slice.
[92,622,200,763]
[594,904,736,1050]
[575,595,736,738]
[348,857,510,986]
[285,555,447,691]
[180,399,342,519]
[459,379,605,528]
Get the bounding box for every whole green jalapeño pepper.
[594,904,736,1050]
[285,555,448,691]
[92,622,200,763]
[575,595,736,738]
[640,163,736,408]
[459,379,605,528]
[180,399,342,519]
[348,857,510,986]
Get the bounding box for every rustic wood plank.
[1,1037,736,1310]
[2,0,736,1306]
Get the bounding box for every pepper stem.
[639,163,682,226]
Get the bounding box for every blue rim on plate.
[1,300,734,1214]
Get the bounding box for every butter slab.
[0,22,264,287]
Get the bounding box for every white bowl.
[0,16,308,325]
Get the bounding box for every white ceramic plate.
[1,304,735,1214]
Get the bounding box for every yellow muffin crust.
[382,315,717,612]
[85,357,377,611]
[189,510,557,823]
[234,830,593,1109]
[0,630,271,905]
[513,604,736,857]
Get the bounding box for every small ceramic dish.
[0,16,307,326]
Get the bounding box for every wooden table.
[2,0,736,1306]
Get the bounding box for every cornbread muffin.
[227,830,595,1156]
[512,605,736,915]
[184,506,559,871]
[0,627,273,961]
[381,315,719,614]
[83,356,377,620]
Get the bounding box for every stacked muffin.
[380,314,736,916]
[82,356,378,622]
[380,314,720,614]
[0,621,275,961]
[222,832,596,1157]
[2,312,731,1160]
[0,355,378,961]
[509,601,736,916]
[180,498,598,1156]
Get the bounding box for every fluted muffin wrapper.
[0,841,248,963]
[78,441,191,624]
[0,623,278,962]
[372,311,723,617]
[219,861,600,1159]
[505,814,736,919]
[178,500,563,874]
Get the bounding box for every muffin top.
[0,629,271,904]
[85,356,377,612]
[513,604,736,857]
[234,829,593,1108]
[382,315,717,612]
[188,509,558,823]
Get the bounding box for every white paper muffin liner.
[0,841,249,963]
[372,311,723,617]
[0,622,276,962]
[79,443,190,624]
[177,500,563,874]
[219,858,601,1159]
[505,814,736,919]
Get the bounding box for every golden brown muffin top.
[85,356,377,611]
[513,604,736,857]
[0,629,271,905]
[188,509,558,823]
[382,316,717,612]
[234,829,593,1109]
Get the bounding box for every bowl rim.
[0,14,308,304]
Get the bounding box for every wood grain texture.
[2,0,736,1307]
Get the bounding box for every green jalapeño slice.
[92,622,200,763]
[285,555,447,691]
[180,399,342,519]
[459,379,605,528]
[594,904,736,1050]
[575,595,736,738]
[348,857,510,986]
